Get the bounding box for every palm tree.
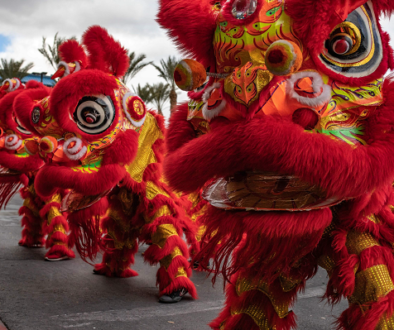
[0,59,34,81]
[148,83,170,116]
[152,56,179,112]
[122,52,152,86]
[133,83,153,104]
[38,33,76,70]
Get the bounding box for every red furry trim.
[82,25,129,77]
[0,174,24,209]
[157,269,198,299]
[59,40,88,68]
[102,130,138,166]
[144,235,190,263]
[44,245,75,260]
[164,88,394,199]
[196,206,332,284]
[67,197,109,261]
[35,163,125,198]
[0,151,43,174]
[166,103,197,154]
[157,0,217,64]
[336,290,394,330]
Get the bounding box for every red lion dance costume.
[0,79,72,260]
[14,26,197,303]
[159,0,394,328]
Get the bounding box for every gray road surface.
[0,195,348,330]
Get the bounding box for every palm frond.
[0,58,34,81]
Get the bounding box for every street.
[0,195,348,330]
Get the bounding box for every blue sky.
[0,34,10,52]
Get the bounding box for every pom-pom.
[265,40,303,76]
[174,59,207,91]
[39,136,58,154]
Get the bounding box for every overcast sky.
[0,0,393,118]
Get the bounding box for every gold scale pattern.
[236,277,290,319]
[349,264,394,305]
[231,305,276,330]
[346,230,380,255]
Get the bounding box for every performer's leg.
[18,184,45,247]
[337,226,394,329]
[142,182,197,302]
[40,192,75,261]
[211,270,303,330]
[319,207,394,330]
[93,201,139,278]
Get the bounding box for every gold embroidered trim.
[152,224,178,248]
[349,265,394,305]
[160,247,183,269]
[346,230,380,255]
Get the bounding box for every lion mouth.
[202,171,341,211]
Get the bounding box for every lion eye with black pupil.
[73,95,115,135]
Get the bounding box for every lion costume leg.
[142,181,198,300]
[18,183,45,247]
[94,197,140,278]
[39,192,75,260]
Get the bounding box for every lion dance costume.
[159,0,394,328]
[0,79,74,261]
[14,25,197,302]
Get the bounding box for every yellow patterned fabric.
[236,277,290,318]
[47,207,62,224]
[144,205,171,224]
[125,113,163,183]
[317,255,336,277]
[377,313,394,330]
[145,181,170,200]
[106,228,135,250]
[349,265,394,305]
[47,224,66,243]
[160,247,183,269]
[346,230,380,255]
[152,224,178,248]
[231,305,276,329]
[23,197,39,216]
[279,275,301,293]
[175,267,187,278]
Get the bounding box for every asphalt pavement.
[0,195,348,330]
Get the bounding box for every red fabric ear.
[82,25,129,77]
[59,40,88,68]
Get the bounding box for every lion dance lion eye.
[318,2,383,78]
[73,95,115,135]
[231,0,258,20]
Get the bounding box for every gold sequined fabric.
[47,207,62,224]
[152,224,178,248]
[317,255,336,277]
[231,305,276,329]
[349,265,394,305]
[377,313,394,330]
[175,267,187,278]
[125,113,163,183]
[236,277,290,318]
[143,205,171,224]
[346,230,380,255]
[160,247,183,269]
[279,275,301,293]
[145,181,170,200]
